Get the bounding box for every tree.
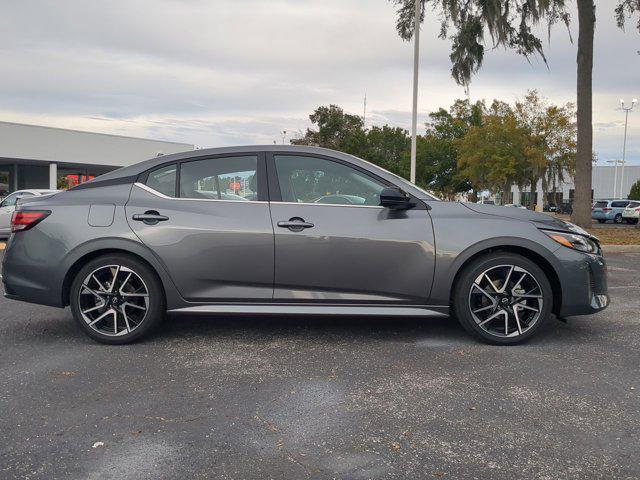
[418,99,484,199]
[291,105,368,157]
[629,180,640,201]
[364,125,411,177]
[514,90,576,207]
[391,0,640,227]
[457,101,541,201]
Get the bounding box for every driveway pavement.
[1,251,639,479]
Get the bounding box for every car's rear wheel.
[614,214,623,224]
[70,254,165,344]
[453,253,553,345]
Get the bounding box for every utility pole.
[620,99,636,198]
[363,93,367,128]
[410,0,421,184]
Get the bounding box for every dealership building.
[0,121,194,195]
[507,165,640,207]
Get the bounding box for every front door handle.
[132,211,169,225]
[277,217,314,232]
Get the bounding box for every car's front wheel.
[70,254,165,344]
[453,253,553,345]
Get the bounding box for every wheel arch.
[447,240,563,316]
[60,238,182,308]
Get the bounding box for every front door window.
[274,155,386,206]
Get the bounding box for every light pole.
[606,159,621,198]
[620,98,637,198]
[409,0,421,184]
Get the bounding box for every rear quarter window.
[593,201,608,208]
[145,164,177,197]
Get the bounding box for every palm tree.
[391,0,639,227]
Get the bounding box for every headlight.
[542,229,599,254]
[561,220,590,237]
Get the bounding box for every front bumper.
[555,248,609,317]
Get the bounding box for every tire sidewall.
[453,253,553,345]
[70,254,165,344]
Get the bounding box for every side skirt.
[167,304,450,317]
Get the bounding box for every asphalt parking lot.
[1,250,639,480]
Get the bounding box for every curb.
[602,244,640,254]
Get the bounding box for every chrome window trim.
[134,182,268,204]
[136,183,385,209]
[271,200,384,209]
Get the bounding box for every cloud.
[0,0,637,162]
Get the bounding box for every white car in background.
[0,189,58,239]
[622,201,640,224]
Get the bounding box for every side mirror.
[379,187,414,210]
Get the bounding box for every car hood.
[462,203,593,236]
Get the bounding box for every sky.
[0,0,638,164]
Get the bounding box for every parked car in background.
[2,146,609,345]
[504,204,527,209]
[591,199,631,224]
[558,201,573,215]
[0,189,58,239]
[543,203,558,213]
[622,201,640,224]
[476,199,495,205]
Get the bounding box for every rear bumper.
[1,234,65,308]
[591,212,612,220]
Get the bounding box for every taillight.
[11,210,51,233]
[602,207,612,212]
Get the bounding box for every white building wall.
[511,165,640,203]
[0,121,194,167]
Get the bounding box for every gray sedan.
[1,146,608,345]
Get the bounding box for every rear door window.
[611,201,630,208]
[628,202,640,208]
[179,156,258,201]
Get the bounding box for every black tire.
[452,253,553,345]
[597,219,606,224]
[70,254,165,344]
[614,214,623,224]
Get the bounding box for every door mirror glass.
[380,187,414,210]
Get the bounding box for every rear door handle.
[132,211,169,225]
[277,217,314,232]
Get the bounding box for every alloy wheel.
[78,264,150,337]
[468,264,544,338]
